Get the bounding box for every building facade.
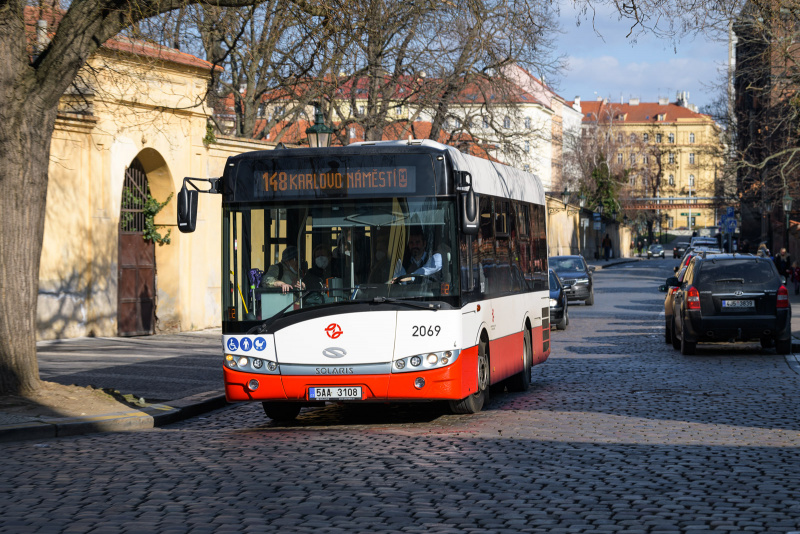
[569,95,724,234]
[39,40,264,340]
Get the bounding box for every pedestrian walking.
[774,247,791,277]
[602,234,612,261]
[791,261,800,295]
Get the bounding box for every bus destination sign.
[261,167,416,196]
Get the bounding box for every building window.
[523,164,530,171]
[630,175,636,186]
[689,174,695,187]
[349,127,356,139]
[668,216,674,228]
[668,174,675,186]
[668,133,675,144]
[396,105,403,116]
[524,140,530,153]
[668,152,675,164]
[643,133,649,142]
[643,154,649,164]
[630,133,637,143]
[453,117,461,128]
[617,133,623,143]
[483,116,489,128]
[503,116,511,128]
[689,133,695,143]
[656,133,662,143]
[630,153,636,165]
[524,117,531,129]
[617,153,623,164]
[689,153,695,164]
[358,106,365,116]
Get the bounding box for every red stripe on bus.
[223,348,481,402]
[488,331,525,383]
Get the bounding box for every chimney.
[658,96,669,105]
[676,91,690,107]
[573,96,581,112]
[629,97,640,106]
[36,20,50,52]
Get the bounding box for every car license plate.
[309,386,362,400]
[722,300,754,308]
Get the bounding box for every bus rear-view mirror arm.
[177,177,221,233]
[457,171,479,236]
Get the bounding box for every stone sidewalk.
[0,330,227,442]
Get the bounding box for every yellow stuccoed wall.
[37,49,272,340]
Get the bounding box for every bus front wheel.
[262,402,302,422]
[449,339,489,414]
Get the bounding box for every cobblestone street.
[2,260,799,533]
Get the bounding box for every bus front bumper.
[224,345,479,403]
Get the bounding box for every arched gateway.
[117,158,156,336]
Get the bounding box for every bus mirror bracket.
[455,170,472,192]
[177,177,221,234]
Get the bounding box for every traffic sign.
[726,206,735,217]
[726,218,737,233]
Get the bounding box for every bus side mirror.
[177,184,198,233]
[460,189,479,236]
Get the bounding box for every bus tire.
[507,329,532,392]
[262,402,302,422]
[449,339,489,414]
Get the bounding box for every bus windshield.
[224,197,460,325]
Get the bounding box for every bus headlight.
[238,356,249,367]
[392,350,460,373]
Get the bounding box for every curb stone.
[0,391,227,443]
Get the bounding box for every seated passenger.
[261,246,305,294]
[303,244,332,304]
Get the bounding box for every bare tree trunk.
[0,99,56,395]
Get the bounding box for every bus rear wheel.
[449,339,489,414]
[262,402,302,422]
[507,329,532,392]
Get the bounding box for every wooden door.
[118,160,156,336]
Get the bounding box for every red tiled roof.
[569,100,712,124]
[25,6,217,71]
[255,117,501,163]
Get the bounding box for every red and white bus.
[179,139,550,420]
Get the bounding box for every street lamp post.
[305,104,334,148]
[783,193,793,251]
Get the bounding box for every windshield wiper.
[714,278,744,283]
[372,297,441,310]
[247,289,320,334]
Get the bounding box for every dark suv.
[667,254,791,355]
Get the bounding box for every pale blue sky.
[551,4,730,111]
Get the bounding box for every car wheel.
[680,318,696,355]
[556,310,568,330]
[760,337,774,350]
[449,338,489,414]
[776,338,791,355]
[262,402,302,422]
[671,318,681,350]
[585,291,594,306]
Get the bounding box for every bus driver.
[393,227,442,282]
